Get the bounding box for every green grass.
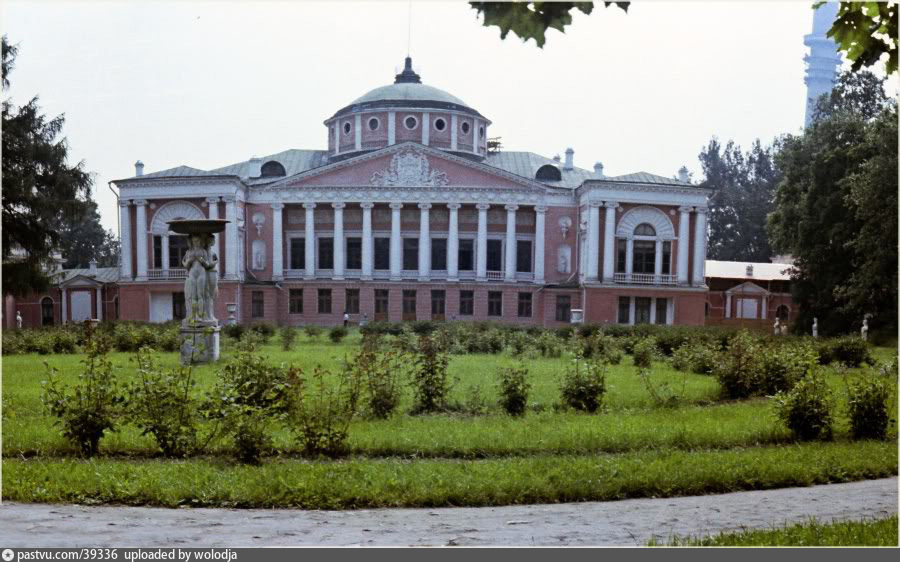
[649,515,899,546]
[3,334,897,512]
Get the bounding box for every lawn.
[2,330,897,515]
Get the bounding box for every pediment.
[270,143,544,192]
[725,281,769,295]
[60,275,103,288]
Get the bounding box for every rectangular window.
[616,239,626,273]
[153,236,162,269]
[555,295,571,322]
[344,237,362,270]
[459,290,474,316]
[345,288,360,314]
[655,297,667,325]
[635,297,652,324]
[251,290,264,318]
[169,235,188,269]
[374,289,389,317]
[458,239,474,271]
[402,238,418,270]
[290,238,305,270]
[517,292,532,318]
[516,240,533,273]
[618,296,630,324]
[488,291,503,317]
[662,241,671,275]
[402,290,417,321]
[431,290,446,319]
[173,292,185,321]
[633,241,655,274]
[289,289,303,314]
[431,238,447,271]
[374,237,390,270]
[318,237,334,270]
[317,289,332,314]
[486,239,503,271]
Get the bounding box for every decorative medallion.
[370,149,450,187]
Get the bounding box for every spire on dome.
[394,57,422,84]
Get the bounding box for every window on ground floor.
[402,290,417,321]
[459,290,474,316]
[251,290,264,318]
[555,295,571,322]
[635,297,651,324]
[488,291,502,317]
[431,290,445,319]
[517,292,532,318]
[345,289,360,314]
[655,298,667,325]
[618,296,630,324]
[318,289,332,314]
[41,297,54,326]
[173,291,186,320]
[374,289,389,313]
[289,289,303,314]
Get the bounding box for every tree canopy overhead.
[470,1,629,47]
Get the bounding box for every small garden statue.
[183,233,219,324]
[16,310,22,329]
[861,316,870,341]
[812,317,818,338]
[773,317,782,336]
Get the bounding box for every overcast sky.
[2,1,896,233]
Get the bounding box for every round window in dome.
[404,116,418,130]
[368,117,380,131]
[461,121,470,135]
[434,118,446,131]
[343,122,351,135]
[479,126,485,138]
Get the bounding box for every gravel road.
[1,478,896,546]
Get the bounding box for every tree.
[2,35,94,295]
[698,138,780,262]
[470,1,629,47]
[825,1,898,76]
[57,200,119,269]
[767,71,897,335]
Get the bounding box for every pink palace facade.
[110,60,712,327]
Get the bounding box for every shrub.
[126,347,202,457]
[507,331,533,358]
[328,326,348,343]
[410,333,452,414]
[847,376,893,440]
[41,329,123,456]
[535,331,563,358]
[758,341,818,395]
[559,354,607,413]
[303,325,323,340]
[637,367,686,408]
[249,322,275,342]
[632,337,657,369]
[817,336,873,367]
[410,320,438,335]
[50,329,79,354]
[222,323,245,340]
[344,336,404,419]
[773,371,834,441]
[713,331,764,399]
[589,333,623,365]
[156,324,181,352]
[497,365,530,416]
[280,326,298,351]
[289,366,353,458]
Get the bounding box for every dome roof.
[350,82,471,108]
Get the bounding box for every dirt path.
[1,478,896,546]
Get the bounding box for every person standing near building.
[343,311,349,328]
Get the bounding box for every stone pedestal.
[180,323,220,365]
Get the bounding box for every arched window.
[776,305,790,322]
[535,164,562,181]
[41,297,54,326]
[260,161,286,177]
[634,223,656,236]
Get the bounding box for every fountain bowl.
[167,219,229,235]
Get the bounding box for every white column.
[134,200,148,281]
[447,204,460,281]
[602,202,617,282]
[650,297,657,324]
[225,198,238,279]
[451,114,458,150]
[762,295,768,320]
[535,206,546,284]
[390,202,403,280]
[504,205,518,281]
[61,288,67,324]
[625,238,634,277]
[207,197,220,274]
[335,119,341,156]
[476,203,489,281]
[677,206,691,285]
[587,203,600,281]
[667,299,674,325]
[361,203,374,280]
[422,112,430,146]
[725,293,732,318]
[118,201,132,280]
[354,114,361,151]
[692,207,708,286]
[654,239,663,277]
[303,203,316,279]
[332,202,345,280]
[387,111,396,145]
[628,297,635,326]
[161,234,170,272]
[472,119,480,154]
[271,203,284,281]
[96,288,103,321]
[418,203,431,280]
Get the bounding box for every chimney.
[134,160,144,176]
[677,166,691,183]
[247,156,262,179]
[594,162,605,178]
[564,147,574,170]
[89,259,98,273]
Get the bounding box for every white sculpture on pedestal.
[183,233,219,324]
[812,317,818,338]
